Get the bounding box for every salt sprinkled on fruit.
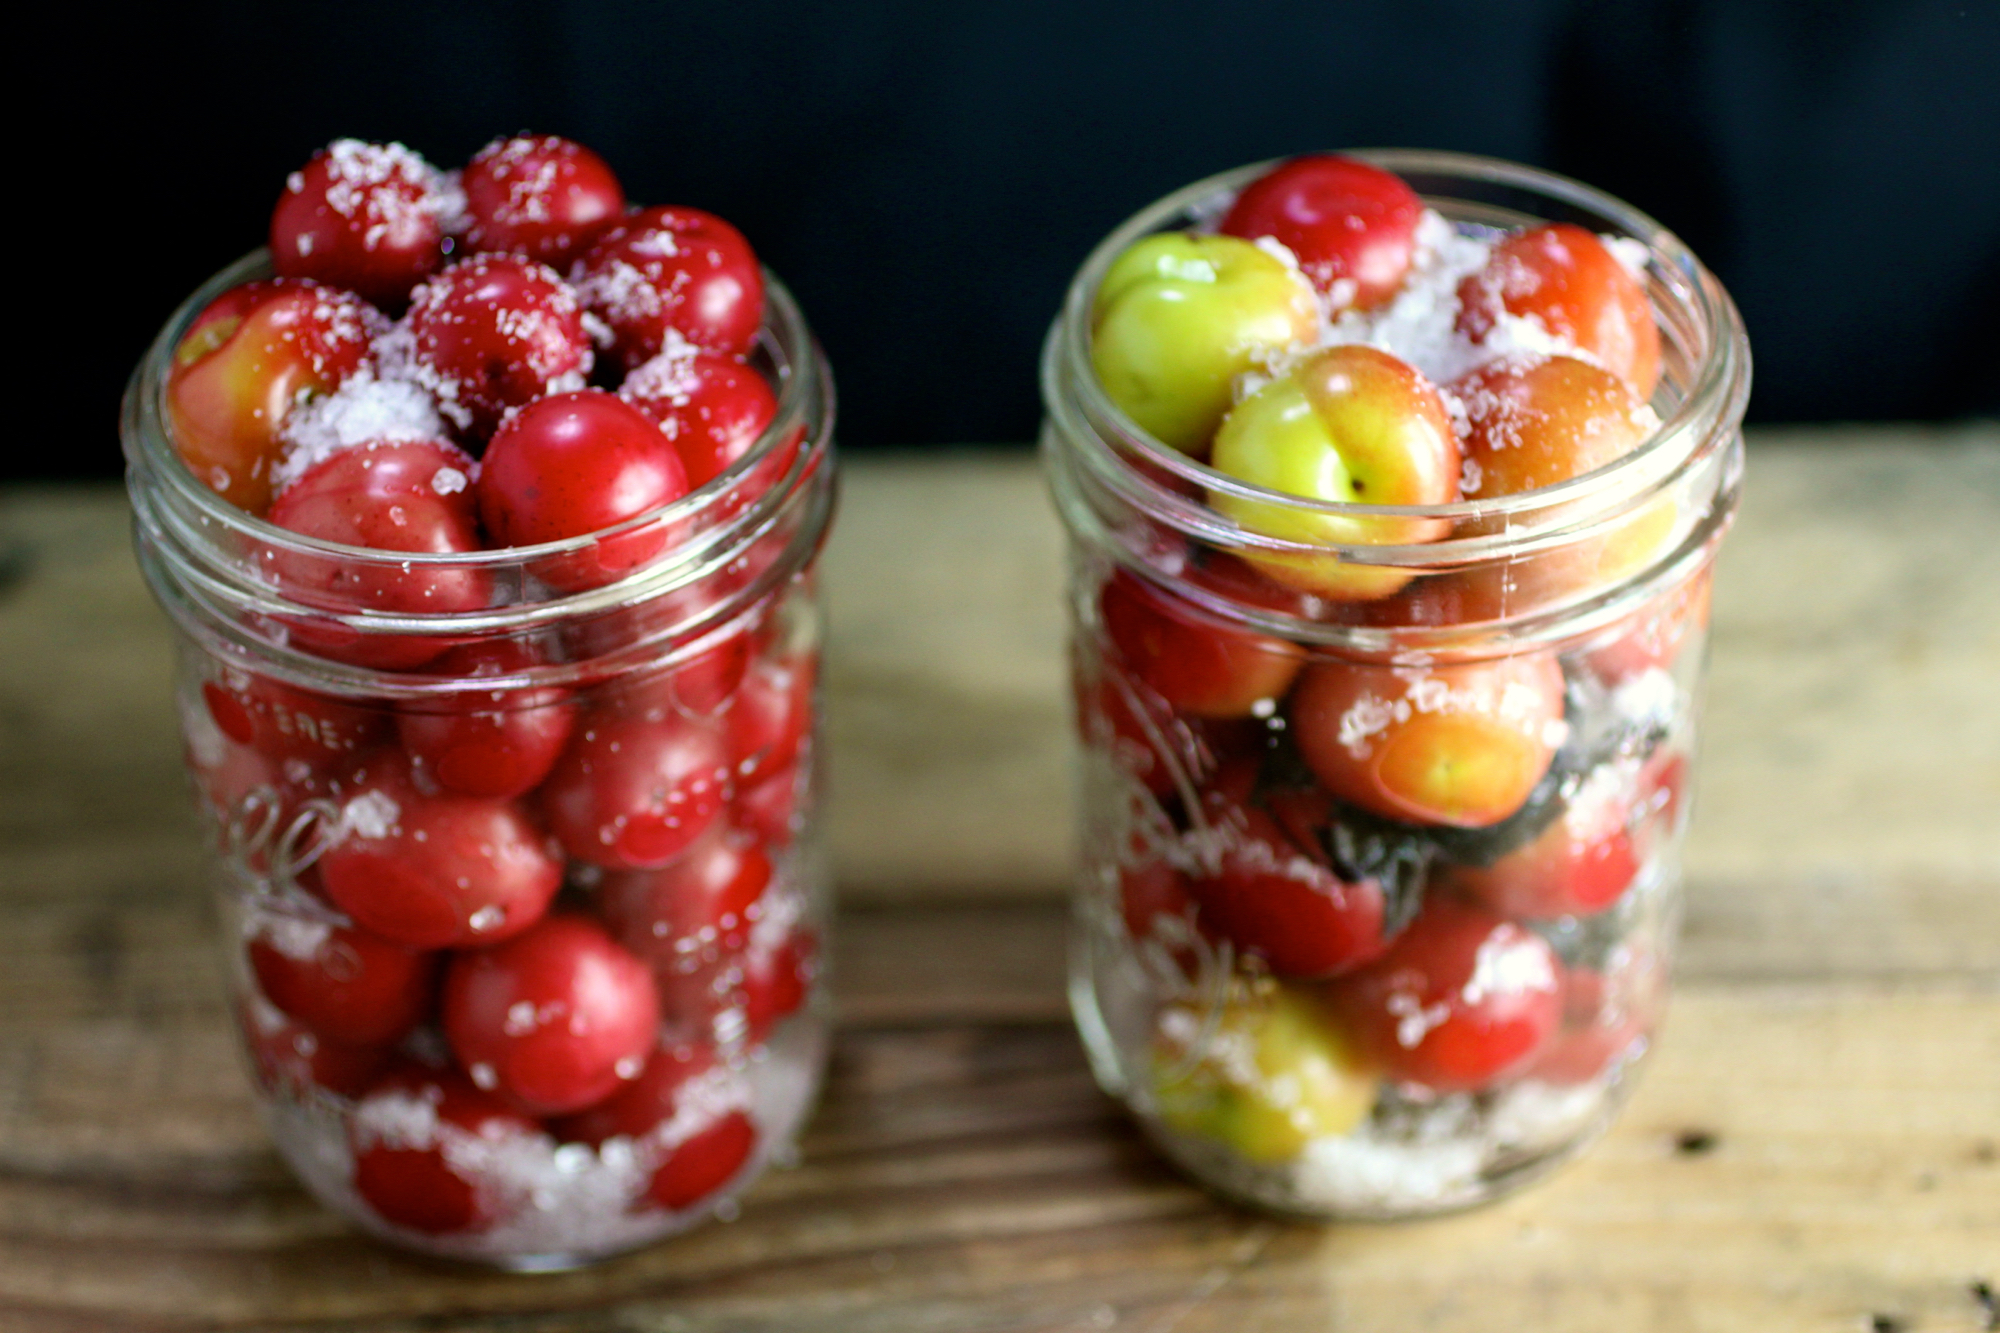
[621,332,705,408]
[271,140,454,306]
[406,254,595,435]
[1459,928,1560,1007]
[1603,236,1652,282]
[1279,210,1633,395]
[275,373,451,491]
[318,140,440,223]
[1315,210,1493,385]
[155,127,823,1264]
[339,789,401,841]
[352,1081,447,1151]
[576,205,765,368]
[244,907,334,961]
[433,170,472,239]
[1062,154,1720,1224]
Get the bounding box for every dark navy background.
[31,0,2000,479]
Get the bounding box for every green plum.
[1091,233,1319,456]
[1153,981,1379,1164]
[1209,343,1459,599]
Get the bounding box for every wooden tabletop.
[1,426,1996,1332]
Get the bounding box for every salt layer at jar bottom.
[254,1013,827,1269]
[1064,566,1705,1220]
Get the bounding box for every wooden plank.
[820,450,1075,902]
[0,888,1072,1033]
[1,434,1996,1330]
[4,441,1998,991]
[1165,982,2000,1333]
[1687,426,2000,981]
[816,429,2000,933]
[0,982,1990,1330]
[6,429,2000,978]
[833,430,2000,987]
[0,489,188,867]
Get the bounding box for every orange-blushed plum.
[1289,652,1567,829]
[1455,223,1661,399]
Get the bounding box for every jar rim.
[124,249,831,586]
[125,251,835,628]
[124,250,836,694]
[1041,149,1750,555]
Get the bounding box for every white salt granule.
[1249,210,1654,402]
[339,789,401,841]
[306,140,453,252]
[352,1084,445,1150]
[371,320,419,377]
[434,169,472,236]
[746,882,805,956]
[371,319,476,430]
[306,291,387,359]
[475,139,565,228]
[245,907,335,961]
[1298,1121,1486,1207]
[1283,1073,1616,1213]
[1301,209,1496,387]
[1460,930,1559,1007]
[245,989,295,1039]
[1407,674,1454,714]
[244,856,828,1267]
[1602,235,1652,283]
[1478,311,1584,367]
[1159,1001,1262,1086]
[1337,692,1400,756]
[628,229,682,260]
[1386,990,1454,1049]
[1250,233,1305,275]
[276,372,450,491]
[1482,1080,1609,1151]
[622,331,704,406]
[577,257,664,324]
[503,1001,542,1036]
[1610,665,1682,733]
[1564,758,1635,834]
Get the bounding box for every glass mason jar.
[123,251,836,1267]
[1043,151,1748,1218]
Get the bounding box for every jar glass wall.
[1042,151,1747,1218]
[124,252,836,1268]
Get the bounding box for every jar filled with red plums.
[1043,150,1747,1217]
[123,135,834,1267]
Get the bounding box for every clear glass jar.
[123,251,836,1268]
[1043,151,1748,1218]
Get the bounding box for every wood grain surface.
[1,427,1996,1332]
